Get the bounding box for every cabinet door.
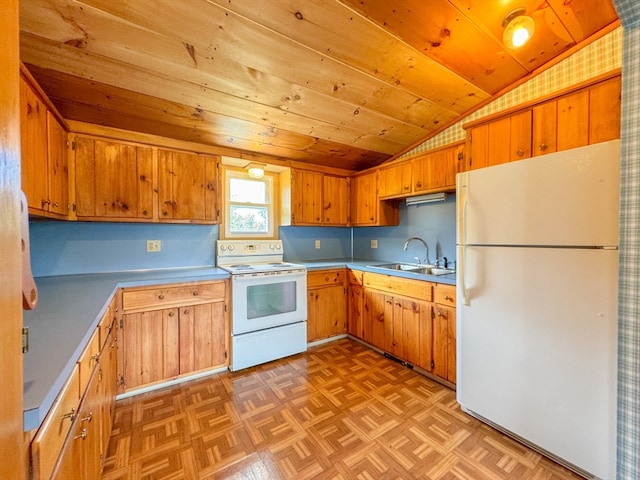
[46,112,69,215]
[122,308,180,390]
[557,90,589,151]
[401,298,423,366]
[385,296,403,358]
[378,162,411,198]
[179,301,227,373]
[158,149,219,222]
[20,76,48,211]
[433,305,456,383]
[532,101,558,156]
[418,304,434,373]
[75,137,154,219]
[589,76,621,144]
[347,284,363,339]
[487,116,512,166]
[363,289,386,350]
[351,172,377,225]
[323,175,348,225]
[509,110,532,161]
[291,169,323,224]
[466,123,489,171]
[411,145,458,193]
[100,326,118,461]
[308,285,347,342]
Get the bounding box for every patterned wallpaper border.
[399,27,623,158]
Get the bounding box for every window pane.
[230,178,266,204]
[230,205,268,233]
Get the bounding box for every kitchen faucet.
[403,237,431,265]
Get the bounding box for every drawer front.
[347,269,363,285]
[122,281,226,312]
[363,272,433,301]
[434,284,456,306]
[78,330,101,395]
[98,302,116,349]
[307,269,345,288]
[32,364,80,480]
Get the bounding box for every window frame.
[221,166,279,239]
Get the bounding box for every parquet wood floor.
[101,338,585,480]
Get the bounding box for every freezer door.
[456,245,617,479]
[457,140,619,247]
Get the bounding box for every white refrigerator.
[456,140,619,480]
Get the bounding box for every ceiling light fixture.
[246,162,266,179]
[502,8,535,49]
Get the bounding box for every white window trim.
[221,166,279,239]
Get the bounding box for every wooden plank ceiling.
[19,0,618,171]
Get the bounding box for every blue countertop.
[23,259,454,432]
[22,266,229,431]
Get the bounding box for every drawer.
[122,281,226,312]
[347,269,363,285]
[363,272,433,301]
[78,330,101,395]
[307,269,345,288]
[31,364,80,480]
[98,304,115,349]
[434,284,456,306]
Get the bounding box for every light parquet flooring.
[101,339,585,480]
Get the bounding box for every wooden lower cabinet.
[362,271,456,385]
[347,270,364,339]
[307,269,347,342]
[119,280,229,393]
[31,297,118,480]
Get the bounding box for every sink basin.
[368,263,455,276]
[372,263,424,271]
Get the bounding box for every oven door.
[231,269,307,335]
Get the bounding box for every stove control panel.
[216,240,284,264]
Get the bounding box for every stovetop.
[216,240,306,274]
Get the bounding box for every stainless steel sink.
[368,263,455,276]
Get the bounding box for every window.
[223,167,276,238]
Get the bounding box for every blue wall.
[29,196,456,275]
[30,221,217,277]
[353,194,456,266]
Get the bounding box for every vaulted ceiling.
[19,0,619,171]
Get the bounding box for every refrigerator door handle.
[459,175,470,306]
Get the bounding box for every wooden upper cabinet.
[412,142,462,193]
[351,171,397,226]
[323,175,349,225]
[378,162,412,199]
[20,73,70,218]
[291,169,323,224]
[466,73,621,170]
[158,149,220,223]
[74,136,154,220]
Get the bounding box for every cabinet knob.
[52,202,59,208]
[158,294,165,300]
[539,143,548,151]
[168,311,175,317]
[192,290,199,296]
[183,309,189,314]
[81,411,93,423]
[437,311,444,317]
[517,149,524,157]
[444,295,452,301]
[91,353,100,364]
[74,428,88,440]
[416,181,422,188]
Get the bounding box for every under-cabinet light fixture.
[502,8,535,49]
[405,192,447,206]
[246,162,266,179]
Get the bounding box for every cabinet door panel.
[74,137,96,216]
[487,116,511,166]
[557,90,589,151]
[323,175,348,225]
[378,163,411,198]
[179,302,227,373]
[348,284,363,339]
[509,110,532,161]
[401,298,422,366]
[589,76,621,144]
[412,147,457,193]
[418,305,434,373]
[46,111,69,215]
[158,149,175,219]
[123,309,179,389]
[363,289,386,349]
[204,155,219,222]
[172,151,206,220]
[20,77,48,211]
[292,170,322,224]
[467,123,489,170]
[351,172,377,225]
[94,141,139,218]
[433,306,450,380]
[532,101,558,156]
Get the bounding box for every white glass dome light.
[502,8,535,49]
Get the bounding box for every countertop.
[23,259,454,432]
[22,266,230,431]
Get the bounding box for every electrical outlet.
[147,240,162,252]
[371,239,378,249]
[315,240,321,249]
